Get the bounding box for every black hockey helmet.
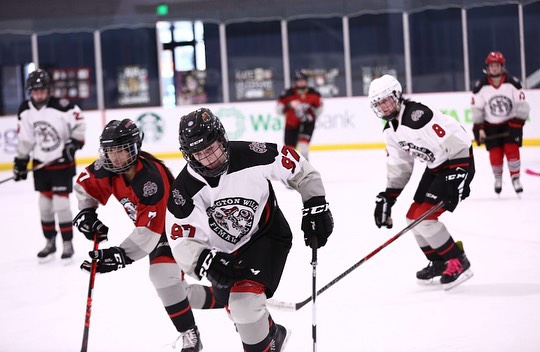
[99,119,143,173]
[294,70,308,81]
[26,69,51,91]
[178,108,229,177]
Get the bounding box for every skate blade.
[61,257,74,265]
[442,269,474,290]
[416,277,442,286]
[38,255,55,264]
[280,328,292,352]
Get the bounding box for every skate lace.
[443,258,462,275]
[182,328,199,349]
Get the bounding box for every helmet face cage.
[179,108,230,177]
[99,119,142,174]
[368,75,402,121]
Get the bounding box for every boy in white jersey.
[13,69,85,263]
[369,75,474,290]
[165,108,334,352]
[471,51,530,195]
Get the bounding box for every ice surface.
[1,147,539,352]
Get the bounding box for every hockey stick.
[80,233,101,352]
[311,239,318,352]
[268,201,445,311]
[525,168,540,177]
[474,132,510,146]
[0,157,62,185]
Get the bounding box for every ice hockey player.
[73,119,222,351]
[471,51,530,195]
[14,68,85,263]
[276,70,323,160]
[369,74,474,290]
[166,108,334,351]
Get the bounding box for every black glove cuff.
[303,196,327,208]
[195,249,215,280]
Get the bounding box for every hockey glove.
[472,124,486,146]
[374,192,396,229]
[13,157,30,181]
[195,249,250,289]
[442,167,468,212]
[62,139,84,162]
[301,196,334,248]
[73,208,109,242]
[81,246,134,274]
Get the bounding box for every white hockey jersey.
[165,141,326,278]
[471,74,530,125]
[384,100,471,191]
[16,97,85,162]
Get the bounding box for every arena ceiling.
[0,0,538,34]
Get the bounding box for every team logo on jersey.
[411,110,424,122]
[207,197,257,244]
[119,197,137,222]
[33,121,61,152]
[398,141,435,163]
[143,181,158,197]
[249,142,267,154]
[488,95,513,117]
[172,189,186,206]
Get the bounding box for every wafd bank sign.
[0,91,539,167]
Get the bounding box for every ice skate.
[511,175,523,194]
[61,240,74,264]
[494,176,502,194]
[173,325,202,352]
[270,324,291,352]
[416,260,446,285]
[37,237,56,263]
[440,253,473,290]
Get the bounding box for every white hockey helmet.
[368,74,402,121]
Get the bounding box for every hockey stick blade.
[268,201,445,311]
[525,168,540,177]
[0,157,63,185]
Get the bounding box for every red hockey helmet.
[485,51,505,65]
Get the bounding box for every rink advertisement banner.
[0,90,539,167]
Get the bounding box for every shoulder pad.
[506,75,523,90]
[401,101,434,129]
[472,77,490,94]
[227,141,279,174]
[48,97,75,112]
[167,167,204,219]
[17,101,31,119]
[131,160,166,206]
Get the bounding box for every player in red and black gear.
[73,119,221,352]
[471,51,530,195]
[277,70,323,160]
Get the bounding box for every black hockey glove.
[195,249,250,289]
[73,208,109,242]
[374,192,396,229]
[301,196,334,249]
[13,157,30,181]
[442,167,468,212]
[62,139,84,162]
[81,246,134,274]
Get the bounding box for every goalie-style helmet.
[368,74,403,121]
[485,51,505,65]
[99,119,143,173]
[26,69,51,91]
[178,108,229,177]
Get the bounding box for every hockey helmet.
[26,69,51,91]
[99,119,143,173]
[368,75,402,121]
[485,51,505,65]
[178,108,229,177]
